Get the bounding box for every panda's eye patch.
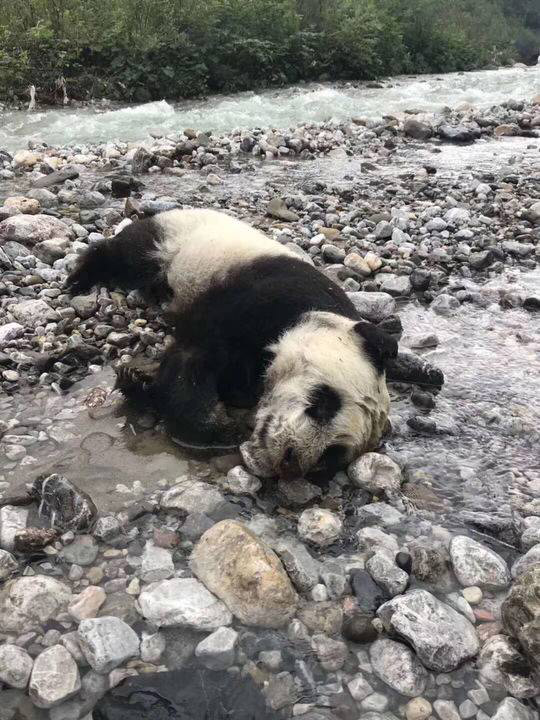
[306,383,342,424]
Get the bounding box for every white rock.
[0,575,72,632]
[348,453,402,496]
[347,674,374,702]
[347,291,396,322]
[0,548,18,580]
[77,616,140,673]
[161,477,224,515]
[450,535,510,589]
[9,298,59,326]
[378,590,479,672]
[139,577,233,630]
[298,508,342,547]
[356,502,403,527]
[0,322,24,347]
[357,527,399,554]
[311,633,348,671]
[0,505,28,551]
[195,626,238,670]
[140,541,174,583]
[0,644,33,688]
[140,632,166,663]
[444,208,470,226]
[491,698,536,720]
[0,213,71,245]
[29,645,81,708]
[433,700,460,720]
[366,552,409,596]
[370,638,427,697]
[511,544,540,577]
[406,698,432,720]
[224,466,261,496]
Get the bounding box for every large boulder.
[502,567,540,669]
[377,589,479,672]
[190,520,298,628]
[0,575,72,632]
[478,634,537,698]
[0,214,72,246]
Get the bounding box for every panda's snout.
[279,446,302,480]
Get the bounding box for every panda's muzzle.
[279,447,302,480]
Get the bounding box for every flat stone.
[77,617,140,673]
[9,299,59,327]
[0,505,29,551]
[60,535,98,566]
[267,198,299,222]
[29,645,81,708]
[297,508,342,547]
[370,638,427,697]
[0,644,33,688]
[347,291,396,322]
[357,502,403,527]
[139,577,233,630]
[68,586,106,621]
[377,589,479,672]
[0,214,71,245]
[191,520,297,628]
[224,466,261,496]
[0,575,72,632]
[33,167,79,188]
[274,536,321,591]
[140,541,174,583]
[71,295,98,319]
[357,527,399,554]
[195,626,238,670]
[161,477,225,515]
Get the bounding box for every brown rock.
[190,520,297,628]
[494,124,519,137]
[298,601,343,636]
[14,528,58,553]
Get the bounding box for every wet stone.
[0,548,18,580]
[378,589,479,672]
[356,502,403,528]
[32,474,97,531]
[0,575,72,633]
[450,535,511,589]
[77,616,140,673]
[275,536,321,591]
[478,634,537,699]
[180,512,215,541]
[511,544,540,578]
[298,508,343,547]
[140,540,174,583]
[491,698,536,720]
[0,644,34,688]
[60,535,98,566]
[0,506,29,551]
[161,478,225,515]
[311,634,348,671]
[195,626,238,670]
[29,645,81,709]
[350,569,389,614]
[68,586,106,621]
[366,551,409,596]
[348,453,402,497]
[370,638,427,697]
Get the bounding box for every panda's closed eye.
[305,383,342,424]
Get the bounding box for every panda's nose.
[279,447,302,480]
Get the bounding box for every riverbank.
[0,89,539,719]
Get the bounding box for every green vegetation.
[0,0,538,102]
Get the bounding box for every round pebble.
[405,697,433,720]
[462,586,483,605]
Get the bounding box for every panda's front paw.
[115,362,159,396]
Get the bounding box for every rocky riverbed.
[0,93,539,720]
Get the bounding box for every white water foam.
[0,65,539,152]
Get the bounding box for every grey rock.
[80,670,110,702]
[366,551,409,596]
[0,548,18,580]
[0,505,28,551]
[433,700,460,720]
[0,644,33,688]
[370,638,427,697]
[375,221,393,239]
[444,207,471,225]
[347,291,396,322]
[9,299,59,326]
[357,502,403,527]
[140,541,174,583]
[0,322,24,348]
[195,626,238,670]
[267,198,299,222]
[265,671,298,711]
[181,512,215,541]
[71,295,98,319]
[35,237,70,263]
[501,566,540,667]
[139,577,233,630]
[298,508,342,547]
[386,352,444,387]
[140,632,166,663]
[27,188,58,207]
[131,147,155,174]
[450,535,510,589]
[377,590,479,672]
[512,544,540,577]
[311,633,348,671]
[320,560,347,599]
[32,474,97,531]
[404,118,433,140]
[77,617,140,673]
[431,294,460,315]
[348,453,402,497]
[379,274,411,297]
[0,213,71,245]
[491,698,536,720]
[224,466,261,496]
[33,167,79,188]
[0,575,72,632]
[93,515,122,541]
[275,536,321,591]
[29,645,81,708]
[357,527,399,554]
[161,478,225,515]
[347,674,374,702]
[478,634,537,699]
[60,535,98,566]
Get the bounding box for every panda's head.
[241,312,396,480]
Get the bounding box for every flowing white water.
[0,65,539,152]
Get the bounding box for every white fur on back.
[154,209,295,310]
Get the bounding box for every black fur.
[354,321,398,373]
[306,383,342,424]
[66,217,168,298]
[68,218,396,449]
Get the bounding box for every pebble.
[0,644,34,688]
[297,508,343,547]
[195,626,238,670]
[406,698,433,720]
[450,535,510,589]
[68,586,106,621]
[77,616,140,672]
[370,638,427,696]
[462,586,483,605]
[140,541,174,583]
[29,645,81,708]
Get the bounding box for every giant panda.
[66,208,397,480]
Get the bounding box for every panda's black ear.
[353,321,398,373]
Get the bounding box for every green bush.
[0,0,537,103]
